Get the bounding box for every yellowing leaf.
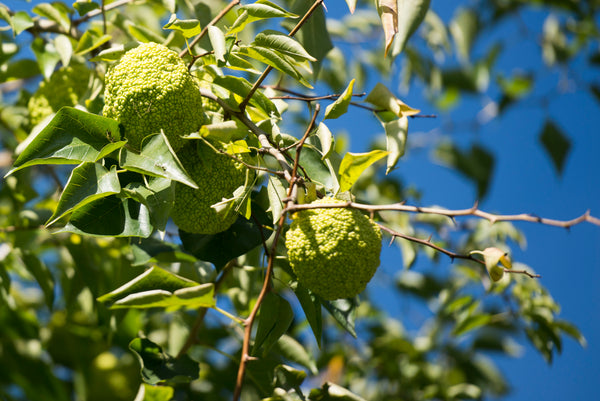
[471,247,512,282]
[338,150,389,192]
[366,83,420,118]
[377,0,397,56]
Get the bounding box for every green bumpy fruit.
[28,64,91,126]
[102,42,205,152]
[171,141,251,234]
[285,197,382,300]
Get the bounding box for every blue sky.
[324,2,600,400]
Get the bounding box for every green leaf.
[382,116,408,174]
[450,8,479,62]
[119,133,198,188]
[31,37,61,79]
[276,335,318,374]
[365,83,420,118]
[453,314,492,336]
[391,0,432,57]
[309,382,367,401]
[322,298,357,338]
[293,282,323,347]
[57,196,153,237]
[286,0,333,79]
[338,150,389,192]
[163,15,202,38]
[434,142,494,199]
[254,30,316,62]
[12,11,35,35]
[539,119,571,175]
[179,196,272,270]
[74,30,112,56]
[121,177,174,233]
[130,237,196,267]
[324,79,355,120]
[129,338,199,385]
[237,45,312,88]
[555,320,587,347]
[228,1,298,35]
[33,2,70,31]
[7,107,124,175]
[73,0,100,16]
[208,25,226,63]
[133,383,174,401]
[253,293,294,354]
[470,247,511,282]
[98,266,198,304]
[127,23,165,44]
[195,120,250,143]
[315,122,334,160]
[54,34,73,66]
[21,251,54,308]
[111,283,215,310]
[273,364,307,392]
[47,163,121,226]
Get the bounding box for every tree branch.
[284,200,600,229]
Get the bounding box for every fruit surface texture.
[285,197,382,300]
[103,42,205,151]
[171,141,251,234]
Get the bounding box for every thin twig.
[284,200,600,229]
[232,104,318,401]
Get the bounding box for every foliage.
[0,0,597,400]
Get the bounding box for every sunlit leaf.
[111,284,215,310]
[381,116,408,173]
[470,247,511,282]
[338,150,389,192]
[450,8,479,62]
[365,83,420,118]
[119,133,197,188]
[254,30,316,62]
[391,0,432,57]
[324,79,355,120]
[133,383,174,401]
[33,2,70,31]
[7,107,124,175]
[122,177,174,233]
[163,15,202,38]
[323,298,357,338]
[228,0,298,35]
[74,30,112,56]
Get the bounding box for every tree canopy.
[0,0,599,400]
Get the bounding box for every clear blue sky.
[325,2,600,400]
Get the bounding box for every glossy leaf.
[121,177,174,232]
[323,298,357,338]
[539,119,571,175]
[208,26,226,63]
[253,293,294,354]
[129,338,199,384]
[119,133,197,188]
[98,266,199,305]
[7,107,124,175]
[228,1,298,35]
[391,0,432,57]
[33,2,70,31]
[58,196,153,238]
[111,284,215,310]
[254,30,316,62]
[74,30,112,55]
[213,75,280,118]
[163,15,201,38]
[324,79,355,120]
[47,163,121,226]
[338,150,389,192]
[237,45,312,88]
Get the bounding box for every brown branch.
[238,0,325,112]
[284,201,600,229]
[180,0,240,62]
[232,104,317,401]
[379,224,541,279]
